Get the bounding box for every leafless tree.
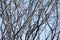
[0,0,60,40]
